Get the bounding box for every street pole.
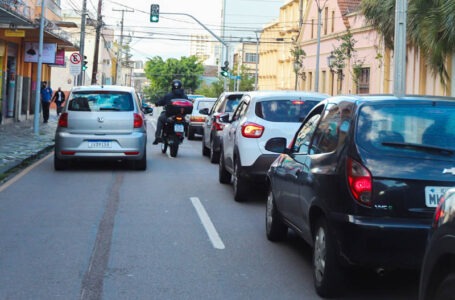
[393,0,407,97]
[254,31,259,91]
[33,0,46,135]
[91,0,102,84]
[78,0,87,86]
[113,8,134,85]
[314,0,328,93]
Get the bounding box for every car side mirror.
[265,137,287,153]
[199,108,209,115]
[142,106,153,115]
[218,112,230,123]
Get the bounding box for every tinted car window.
[255,99,320,122]
[293,114,321,154]
[68,91,134,112]
[357,103,455,157]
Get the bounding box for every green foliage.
[361,0,455,86]
[195,81,224,97]
[144,55,205,101]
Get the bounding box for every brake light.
[58,112,68,128]
[347,157,372,206]
[241,122,264,138]
[292,100,305,105]
[213,115,225,131]
[433,195,446,228]
[133,113,143,128]
[190,116,205,122]
[175,116,183,121]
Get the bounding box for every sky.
[62,0,284,61]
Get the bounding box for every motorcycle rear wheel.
[161,140,167,154]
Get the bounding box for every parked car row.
[196,91,455,298]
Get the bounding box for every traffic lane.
[102,138,319,299]
[0,154,119,299]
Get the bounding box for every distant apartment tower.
[189,34,218,65]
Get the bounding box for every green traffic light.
[151,15,159,22]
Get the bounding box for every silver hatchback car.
[54,85,148,170]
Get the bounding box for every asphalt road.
[0,117,419,300]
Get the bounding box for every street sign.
[69,52,82,76]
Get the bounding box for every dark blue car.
[264,95,455,298]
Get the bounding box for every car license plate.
[88,140,112,148]
[425,186,451,207]
[174,124,184,133]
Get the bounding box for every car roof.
[325,94,455,105]
[70,85,136,93]
[242,90,330,101]
[194,97,216,102]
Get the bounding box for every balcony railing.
[0,0,33,21]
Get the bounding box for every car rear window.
[68,91,134,112]
[357,103,455,157]
[197,100,215,111]
[255,99,320,122]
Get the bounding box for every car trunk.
[67,111,134,135]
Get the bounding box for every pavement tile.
[0,111,58,175]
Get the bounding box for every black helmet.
[171,79,182,90]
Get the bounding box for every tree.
[144,55,205,102]
[195,80,224,97]
[361,0,455,85]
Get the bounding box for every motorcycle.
[160,99,193,157]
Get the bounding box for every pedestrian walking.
[40,81,53,123]
[51,87,65,116]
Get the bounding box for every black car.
[200,92,243,163]
[264,95,455,298]
[419,188,455,300]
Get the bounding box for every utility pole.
[78,0,87,86]
[33,0,46,135]
[113,8,134,85]
[314,0,328,93]
[91,0,102,84]
[393,0,407,97]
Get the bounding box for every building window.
[331,11,335,33]
[358,67,370,94]
[244,53,258,63]
[324,7,328,35]
[308,72,313,90]
[311,19,314,39]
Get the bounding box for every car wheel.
[209,139,220,164]
[131,150,147,170]
[266,188,287,241]
[54,154,68,171]
[218,148,231,184]
[188,127,195,140]
[233,157,249,202]
[432,273,455,300]
[313,218,344,298]
[202,138,210,157]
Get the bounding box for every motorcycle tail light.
[58,113,68,128]
[176,116,183,121]
[133,113,143,128]
[347,157,372,207]
[241,122,264,138]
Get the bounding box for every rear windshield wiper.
[382,141,453,156]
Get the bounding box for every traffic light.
[220,66,229,77]
[82,56,88,71]
[150,4,159,23]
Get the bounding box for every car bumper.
[329,212,431,269]
[240,154,279,182]
[55,131,147,160]
[189,123,204,134]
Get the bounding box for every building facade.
[0,0,77,124]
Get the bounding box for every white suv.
[218,91,328,202]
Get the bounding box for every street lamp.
[327,51,336,95]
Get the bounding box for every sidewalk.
[0,111,58,176]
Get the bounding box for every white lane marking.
[190,197,225,250]
[0,152,53,193]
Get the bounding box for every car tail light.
[347,157,372,206]
[124,151,140,155]
[291,100,305,105]
[190,116,205,122]
[241,122,264,138]
[133,113,143,128]
[213,115,225,131]
[58,113,68,128]
[433,195,446,228]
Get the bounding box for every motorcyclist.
[153,79,189,144]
